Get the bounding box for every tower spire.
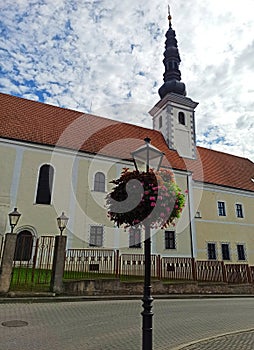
[158,7,186,98]
[168,5,172,28]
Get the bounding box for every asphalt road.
[0,297,254,350]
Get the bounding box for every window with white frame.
[207,242,217,260]
[221,243,230,261]
[217,201,226,216]
[89,226,103,247]
[129,227,141,248]
[237,244,246,261]
[94,172,105,192]
[235,203,244,218]
[165,231,176,249]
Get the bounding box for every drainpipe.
[187,172,196,259]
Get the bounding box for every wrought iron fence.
[3,234,253,289]
[11,235,55,289]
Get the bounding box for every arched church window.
[178,112,185,125]
[36,164,54,204]
[14,230,33,261]
[94,172,106,192]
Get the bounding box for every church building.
[0,12,254,265]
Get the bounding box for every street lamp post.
[132,137,164,350]
[0,208,22,293]
[57,212,69,236]
[50,212,69,294]
[8,207,21,233]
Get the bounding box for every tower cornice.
[149,93,198,117]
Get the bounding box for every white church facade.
[0,13,254,265]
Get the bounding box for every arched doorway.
[14,230,33,261]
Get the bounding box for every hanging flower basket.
[106,168,186,229]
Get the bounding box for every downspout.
[187,171,196,258]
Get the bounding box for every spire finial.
[168,5,172,27]
[158,5,187,98]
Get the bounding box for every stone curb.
[171,328,254,350]
[0,293,254,303]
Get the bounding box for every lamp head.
[8,208,21,233]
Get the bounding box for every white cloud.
[0,0,254,161]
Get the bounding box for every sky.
[1,0,254,161]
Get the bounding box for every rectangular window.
[237,244,246,261]
[221,243,230,260]
[159,115,162,129]
[129,227,141,248]
[236,204,244,218]
[217,201,226,216]
[207,243,217,260]
[89,226,103,247]
[165,231,176,249]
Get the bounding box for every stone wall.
[63,279,254,296]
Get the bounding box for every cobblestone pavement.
[176,330,254,350]
[0,297,253,349]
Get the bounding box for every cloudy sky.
[1,0,254,161]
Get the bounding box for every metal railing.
[11,235,55,288]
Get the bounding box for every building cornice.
[193,180,254,196]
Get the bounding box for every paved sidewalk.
[1,296,254,349]
[175,329,254,350]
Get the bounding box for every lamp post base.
[141,293,154,350]
[142,224,153,350]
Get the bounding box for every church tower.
[149,8,198,159]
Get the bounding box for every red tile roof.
[187,147,254,192]
[1,93,254,192]
[0,93,186,170]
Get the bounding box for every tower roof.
[158,7,186,99]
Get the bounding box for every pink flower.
[144,191,149,195]
[175,205,178,209]
[160,213,165,218]
[157,196,162,200]
[149,196,156,201]
[166,207,171,213]
[185,190,188,194]
[150,202,156,207]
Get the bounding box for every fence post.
[157,255,161,279]
[50,235,67,294]
[0,233,17,294]
[115,250,120,278]
[246,265,252,284]
[191,258,197,281]
[221,261,227,283]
